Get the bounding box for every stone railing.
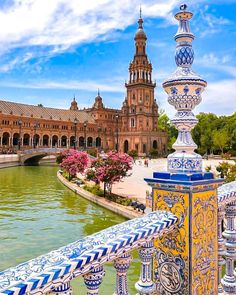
[20,147,66,155]
[0,211,178,295]
[217,181,236,294]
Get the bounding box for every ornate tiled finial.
[163,4,207,173]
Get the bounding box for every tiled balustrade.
[218,181,236,294]
[0,211,177,295]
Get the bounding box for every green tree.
[158,112,178,152]
[212,129,228,154]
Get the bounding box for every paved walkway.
[112,158,235,204]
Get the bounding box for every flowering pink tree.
[56,148,78,164]
[86,151,133,196]
[60,151,89,179]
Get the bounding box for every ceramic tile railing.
[217,181,236,294]
[0,211,177,295]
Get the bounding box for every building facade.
[0,15,167,155]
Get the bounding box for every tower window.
[131,118,135,127]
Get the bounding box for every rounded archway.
[96,137,101,147]
[153,140,158,149]
[23,134,30,146]
[43,135,49,146]
[13,133,19,146]
[87,137,93,147]
[34,134,40,147]
[79,136,84,147]
[2,132,10,146]
[124,140,129,153]
[70,136,75,147]
[52,135,58,147]
[61,136,67,147]
[143,144,146,153]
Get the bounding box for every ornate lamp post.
[33,122,39,149]
[18,119,22,151]
[83,121,87,150]
[115,111,119,152]
[74,118,78,150]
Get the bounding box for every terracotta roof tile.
[0,100,95,123]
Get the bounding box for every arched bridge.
[19,148,66,165]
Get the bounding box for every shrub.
[128,149,138,159]
[87,148,97,158]
[149,148,158,158]
[216,161,236,182]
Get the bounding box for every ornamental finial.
[162,5,207,173]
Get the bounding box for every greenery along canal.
[0,165,140,293]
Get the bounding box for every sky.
[0,0,235,117]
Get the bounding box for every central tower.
[120,11,166,155]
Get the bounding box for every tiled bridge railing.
[0,211,177,295]
[217,181,236,294]
[20,147,66,155]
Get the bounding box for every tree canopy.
[159,111,236,155]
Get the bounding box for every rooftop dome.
[135,18,147,40]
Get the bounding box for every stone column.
[135,241,155,294]
[113,252,132,295]
[83,265,105,295]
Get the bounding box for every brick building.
[0,15,167,155]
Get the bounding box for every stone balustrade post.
[83,265,105,295]
[221,201,236,294]
[51,282,72,295]
[218,207,226,294]
[135,240,155,295]
[113,252,132,295]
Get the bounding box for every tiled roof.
[0,100,95,123]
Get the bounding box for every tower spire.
[139,5,142,19]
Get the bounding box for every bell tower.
[122,10,157,134]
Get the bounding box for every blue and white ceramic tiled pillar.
[135,241,155,294]
[221,201,236,293]
[52,282,72,295]
[113,252,132,295]
[83,265,105,295]
[144,4,224,295]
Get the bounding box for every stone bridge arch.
[19,148,65,165]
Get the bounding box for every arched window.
[124,140,129,153]
[61,136,67,147]
[23,134,30,146]
[13,133,19,146]
[131,118,135,127]
[143,144,146,153]
[2,132,10,145]
[52,135,58,147]
[153,140,158,149]
[87,137,93,147]
[43,135,49,146]
[79,136,84,147]
[96,137,101,147]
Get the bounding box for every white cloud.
[0,78,124,92]
[195,53,236,78]
[0,0,181,55]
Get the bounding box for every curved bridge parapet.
[19,148,66,165]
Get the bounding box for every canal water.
[0,165,140,294]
